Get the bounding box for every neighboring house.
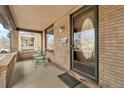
[0,36,10,48]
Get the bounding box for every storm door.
[71,6,98,81]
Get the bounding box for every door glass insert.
[74,18,95,60]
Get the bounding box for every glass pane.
[82,18,95,62]
[46,26,54,51]
[74,18,95,62]
[19,31,41,51]
[47,34,54,50]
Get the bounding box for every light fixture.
[59,25,65,32]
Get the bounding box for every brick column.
[10,29,19,52]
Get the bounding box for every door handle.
[71,45,74,48]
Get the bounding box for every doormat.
[58,72,81,88]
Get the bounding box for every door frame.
[70,5,99,82]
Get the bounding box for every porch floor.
[8,60,68,88]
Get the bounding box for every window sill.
[18,50,37,53]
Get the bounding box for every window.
[45,25,54,51]
[19,31,41,51]
[0,23,11,54]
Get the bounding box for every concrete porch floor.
[8,60,68,88]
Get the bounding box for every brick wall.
[44,5,124,87]
[99,6,124,87]
[43,6,82,70]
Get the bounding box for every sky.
[0,23,10,39]
[74,29,95,41]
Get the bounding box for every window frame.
[45,24,54,52]
[18,30,42,52]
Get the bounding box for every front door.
[71,6,98,81]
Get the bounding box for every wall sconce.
[59,25,65,32]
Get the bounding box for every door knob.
[71,45,74,48]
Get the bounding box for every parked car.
[0,48,11,53]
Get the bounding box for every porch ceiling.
[9,5,76,31]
